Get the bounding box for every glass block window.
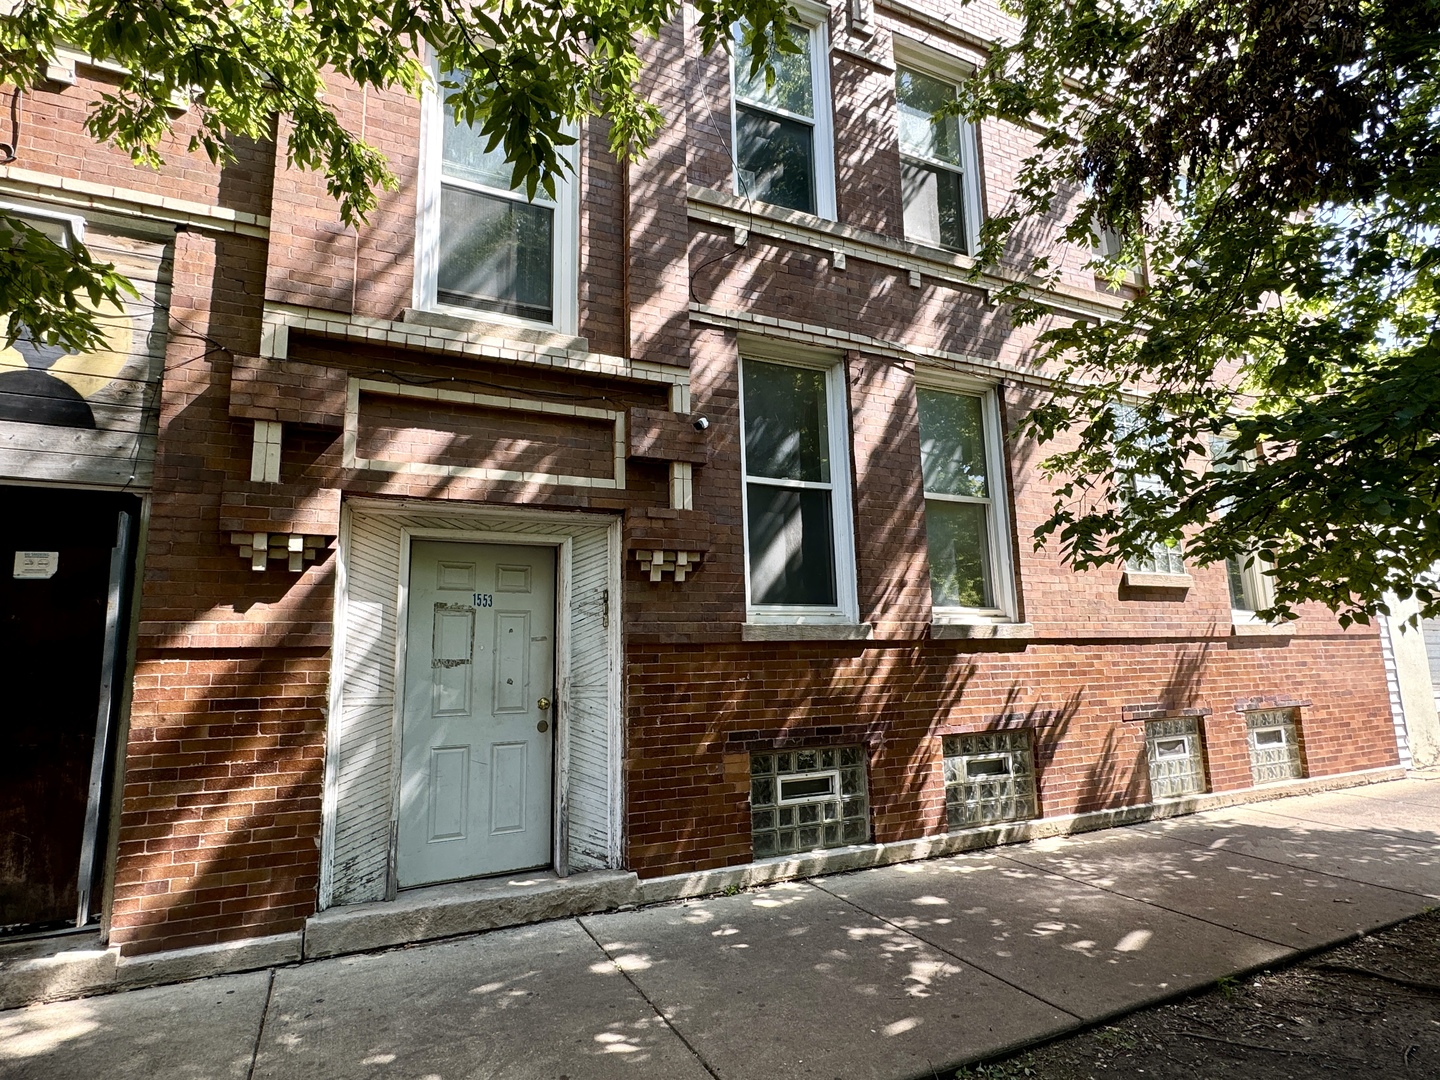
[1145,717,1207,799]
[1247,709,1304,784]
[750,746,868,858]
[1114,404,1185,576]
[1127,535,1187,576]
[942,730,1038,828]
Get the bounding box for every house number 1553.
[473,593,494,607]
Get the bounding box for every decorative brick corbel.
[220,483,340,572]
[624,508,712,584]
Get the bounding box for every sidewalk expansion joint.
[574,916,723,1080]
[245,967,277,1080]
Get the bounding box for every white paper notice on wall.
[13,551,60,579]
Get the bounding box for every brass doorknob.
[537,697,551,711]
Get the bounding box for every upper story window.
[1212,436,1275,617]
[730,14,836,219]
[1115,403,1186,578]
[415,70,579,333]
[740,351,857,621]
[916,383,1016,619]
[895,66,980,254]
[1123,471,1187,577]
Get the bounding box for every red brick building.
[0,0,1405,985]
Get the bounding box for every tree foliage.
[0,0,795,351]
[963,0,1440,624]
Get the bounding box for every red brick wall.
[15,68,273,219]
[110,651,326,954]
[355,392,619,478]
[624,636,1398,878]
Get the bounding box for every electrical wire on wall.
[689,86,758,304]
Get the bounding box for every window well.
[943,730,1038,828]
[750,747,868,858]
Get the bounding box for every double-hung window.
[1211,436,1276,618]
[1124,473,1187,577]
[1115,403,1187,579]
[1227,553,1275,616]
[416,70,578,332]
[740,353,856,620]
[916,383,1015,619]
[730,14,835,218]
[895,57,981,254]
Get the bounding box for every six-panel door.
[399,540,556,886]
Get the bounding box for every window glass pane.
[732,23,814,117]
[1128,540,1185,576]
[965,757,1010,778]
[779,774,837,801]
[1227,556,1252,610]
[747,484,837,606]
[441,99,520,192]
[896,67,961,165]
[901,161,966,251]
[925,498,992,607]
[743,359,830,482]
[736,105,816,214]
[437,186,554,321]
[917,388,988,497]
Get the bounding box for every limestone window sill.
[1121,571,1194,590]
[931,622,1035,640]
[1231,619,1296,637]
[741,622,874,642]
[401,307,590,354]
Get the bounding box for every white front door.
[398,540,556,886]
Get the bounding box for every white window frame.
[1151,734,1193,759]
[1228,551,1277,623]
[961,753,1013,779]
[1113,401,1188,579]
[737,339,859,625]
[777,769,841,805]
[914,371,1018,624]
[1211,435,1278,624]
[414,62,580,335]
[891,37,984,257]
[729,0,837,221]
[1251,725,1289,750]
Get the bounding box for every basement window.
[750,747,868,857]
[1246,708,1305,784]
[1145,717,1207,799]
[943,730,1038,828]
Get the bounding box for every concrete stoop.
[0,764,1408,1011]
[302,869,639,959]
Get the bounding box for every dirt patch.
[955,908,1440,1079]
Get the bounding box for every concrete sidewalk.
[3,777,1438,1080]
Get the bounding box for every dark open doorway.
[1,485,139,935]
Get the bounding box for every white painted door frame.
[321,500,623,910]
